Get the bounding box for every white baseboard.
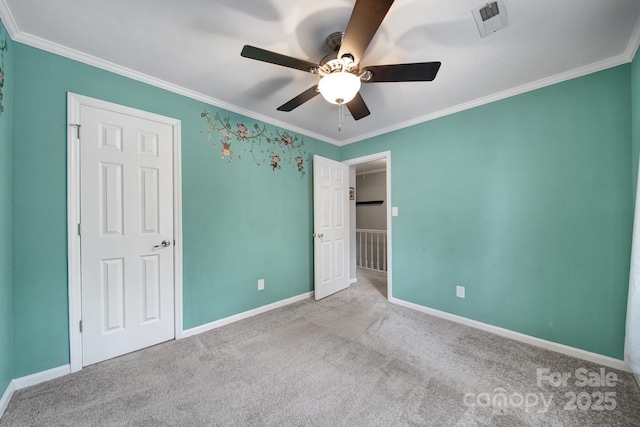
[181,292,313,338]
[13,365,71,390]
[350,278,358,284]
[0,380,15,420]
[0,365,72,420]
[2,291,313,417]
[390,297,630,373]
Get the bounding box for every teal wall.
[11,42,338,377]
[1,32,637,384]
[0,20,13,396]
[633,48,640,198]
[342,66,633,359]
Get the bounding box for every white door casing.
[313,155,350,300]
[68,93,183,371]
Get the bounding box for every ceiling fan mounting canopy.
[324,31,345,53]
[239,0,441,121]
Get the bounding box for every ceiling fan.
[240,0,441,124]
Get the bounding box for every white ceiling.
[2,0,640,146]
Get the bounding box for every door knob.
[313,233,324,238]
[152,239,171,250]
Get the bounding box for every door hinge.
[70,123,81,140]
[79,320,83,333]
[78,223,82,236]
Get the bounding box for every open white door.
[313,155,350,300]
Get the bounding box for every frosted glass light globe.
[318,72,361,105]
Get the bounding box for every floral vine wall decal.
[201,111,307,176]
[0,26,7,115]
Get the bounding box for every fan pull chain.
[338,59,346,132]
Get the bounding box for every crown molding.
[0,0,18,37]
[339,13,640,146]
[0,1,339,146]
[340,50,636,146]
[2,0,640,148]
[625,12,640,62]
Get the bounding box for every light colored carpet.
[1,268,639,426]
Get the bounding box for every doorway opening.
[343,151,391,300]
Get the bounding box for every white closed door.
[313,155,350,300]
[80,104,175,366]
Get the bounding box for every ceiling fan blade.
[241,45,319,73]
[346,92,371,120]
[277,86,320,112]
[338,0,395,65]
[362,62,441,82]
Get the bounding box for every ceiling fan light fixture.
[318,71,361,105]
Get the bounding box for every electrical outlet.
[456,285,465,298]
[258,279,264,290]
